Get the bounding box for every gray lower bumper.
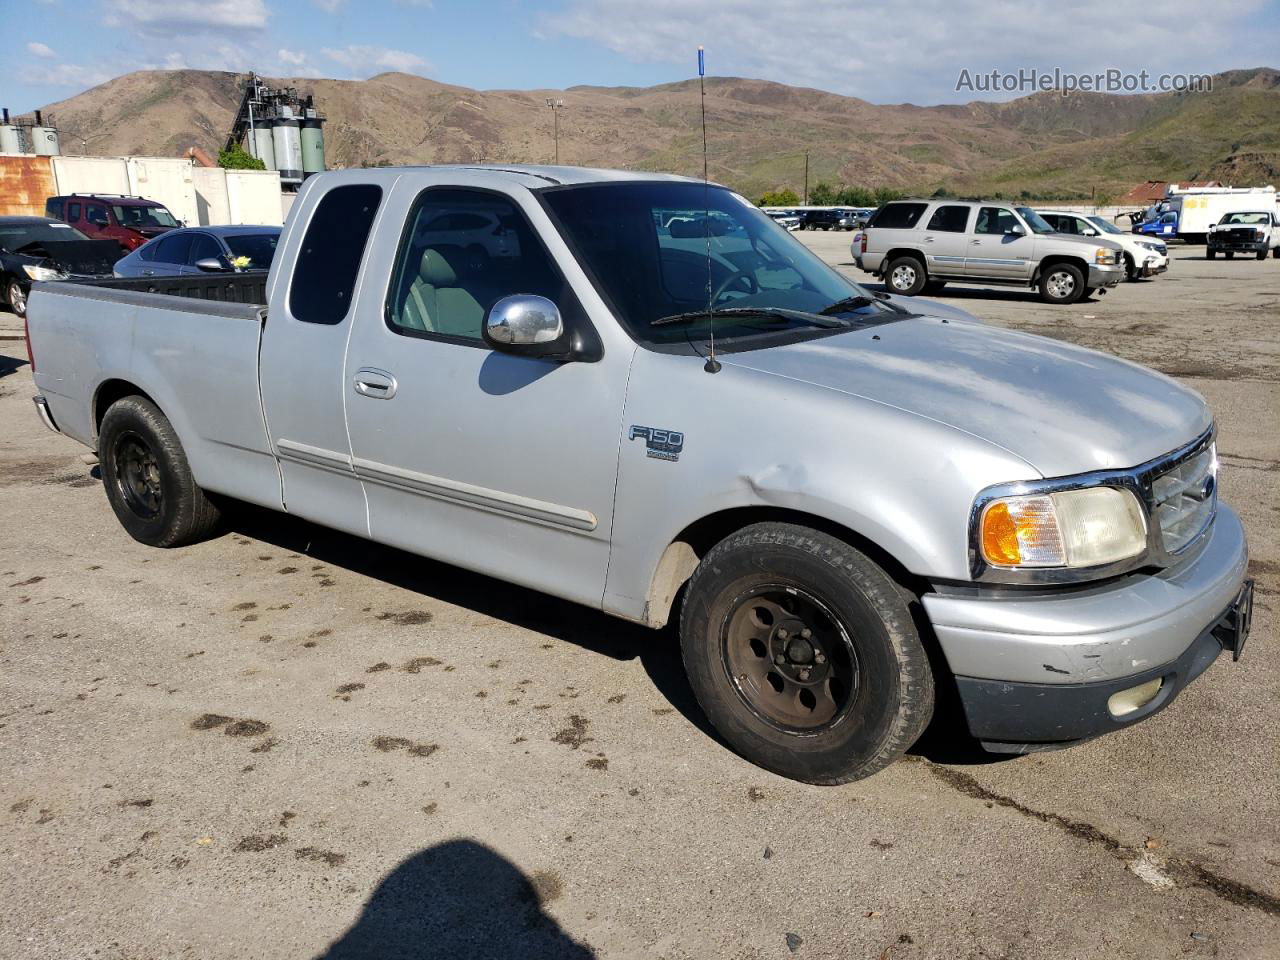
[32,395,59,433]
[1087,263,1125,287]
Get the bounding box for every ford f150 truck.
[26,165,1253,784]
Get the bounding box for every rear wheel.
[99,396,221,547]
[5,280,27,319]
[679,523,935,784]
[885,255,927,296]
[1207,249,1217,260]
[1039,263,1084,304]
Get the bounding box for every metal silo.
[270,108,302,185]
[252,124,276,170]
[300,113,325,176]
[29,110,61,156]
[0,109,24,153]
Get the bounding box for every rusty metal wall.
[0,155,57,216]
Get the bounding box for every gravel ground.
[0,241,1276,960]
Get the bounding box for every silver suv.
[853,199,1125,304]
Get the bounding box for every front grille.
[1149,441,1216,553]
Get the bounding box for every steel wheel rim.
[114,431,163,520]
[1047,270,1076,299]
[890,265,916,290]
[720,584,860,734]
[8,282,25,315]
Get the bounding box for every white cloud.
[321,45,430,78]
[313,0,345,11]
[26,62,116,88]
[278,48,308,66]
[27,42,57,58]
[105,0,268,34]
[541,0,1274,104]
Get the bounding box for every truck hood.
[724,317,1210,478]
[12,239,119,277]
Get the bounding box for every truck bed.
[27,279,282,511]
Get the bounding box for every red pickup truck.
[45,194,180,252]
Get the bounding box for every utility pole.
[545,98,564,164]
[803,151,809,205]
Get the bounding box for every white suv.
[1039,211,1169,281]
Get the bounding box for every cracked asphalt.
[1,240,1276,959]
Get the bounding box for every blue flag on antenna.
[697,46,705,77]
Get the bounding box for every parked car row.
[1,212,282,318]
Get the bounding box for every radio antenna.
[698,45,720,374]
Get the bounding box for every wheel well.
[1034,255,1087,283]
[94,379,156,433]
[643,506,925,628]
[884,248,925,269]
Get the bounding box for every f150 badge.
[630,425,684,462]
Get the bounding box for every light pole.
[544,98,564,164]
[803,151,809,206]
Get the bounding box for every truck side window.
[290,183,383,325]
[67,202,81,222]
[975,207,1018,235]
[925,205,970,232]
[385,188,570,344]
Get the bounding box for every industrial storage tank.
[300,115,325,176]
[270,110,302,185]
[30,110,60,156]
[0,109,24,153]
[251,125,276,170]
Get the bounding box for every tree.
[758,188,800,206]
[808,181,837,205]
[218,143,266,171]
[835,185,874,207]
[872,186,905,205]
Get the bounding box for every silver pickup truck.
[26,165,1252,784]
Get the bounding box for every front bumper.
[923,504,1249,747]
[1087,262,1125,287]
[1208,238,1268,253]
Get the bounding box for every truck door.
[258,180,387,535]
[919,204,971,275]
[966,206,1033,279]
[342,179,627,608]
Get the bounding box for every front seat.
[399,245,488,338]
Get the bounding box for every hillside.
[34,67,1280,201]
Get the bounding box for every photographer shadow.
[316,839,595,960]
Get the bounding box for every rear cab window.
[868,202,927,229]
[290,183,383,325]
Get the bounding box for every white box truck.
[1141,186,1280,243]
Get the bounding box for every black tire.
[98,396,221,547]
[1124,254,1140,281]
[923,280,947,295]
[1273,247,1279,259]
[6,279,27,319]
[1038,262,1085,304]
[1225,251,1234,260]
[885,255,927,296]
[1207,249,1217,260]
[679,523,935,784]
[1257,250,1268,261]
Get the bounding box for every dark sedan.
[113,225,281,278]
[1,216,119,319]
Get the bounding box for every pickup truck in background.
[1206,210,1280,260]
[26,165,1252,784]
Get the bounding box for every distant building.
[1119,180,1220,206]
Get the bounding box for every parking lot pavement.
[1,246,1277,959]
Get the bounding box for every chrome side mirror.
[194,257,226,272]
[1005,224,1025,237]
[483,295,570,358]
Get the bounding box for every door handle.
[353,367,398,400]
[923,236,934,243]
[970,239,982,245]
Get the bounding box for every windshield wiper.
[650,307,847,329]
[819,293,911,316]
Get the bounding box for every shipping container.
[0,154,57,216]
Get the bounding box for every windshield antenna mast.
[698,45,720,373]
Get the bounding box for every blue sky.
[6,0,1278,113]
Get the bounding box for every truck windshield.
[113,205,179,228]
[1015,207,1057,235]
[1087,217,1125,235]
[1219,212,1269,225]
[540,181,898,351]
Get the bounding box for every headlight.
[1094,247,1120,264]
[978,487,1147,570]
[22,264,66,282]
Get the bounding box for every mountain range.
[32,66,1280,201]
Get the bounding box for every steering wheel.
[711,269,759,305]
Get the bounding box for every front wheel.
[6,280,27,319]
[1207,249,1217,260]
[1225,252,1234,260]
[1038,263,1084,304]
[99,396,221,547]
[1257,250,1268,261]
[679,523,935,784]
[885,255,927,296]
